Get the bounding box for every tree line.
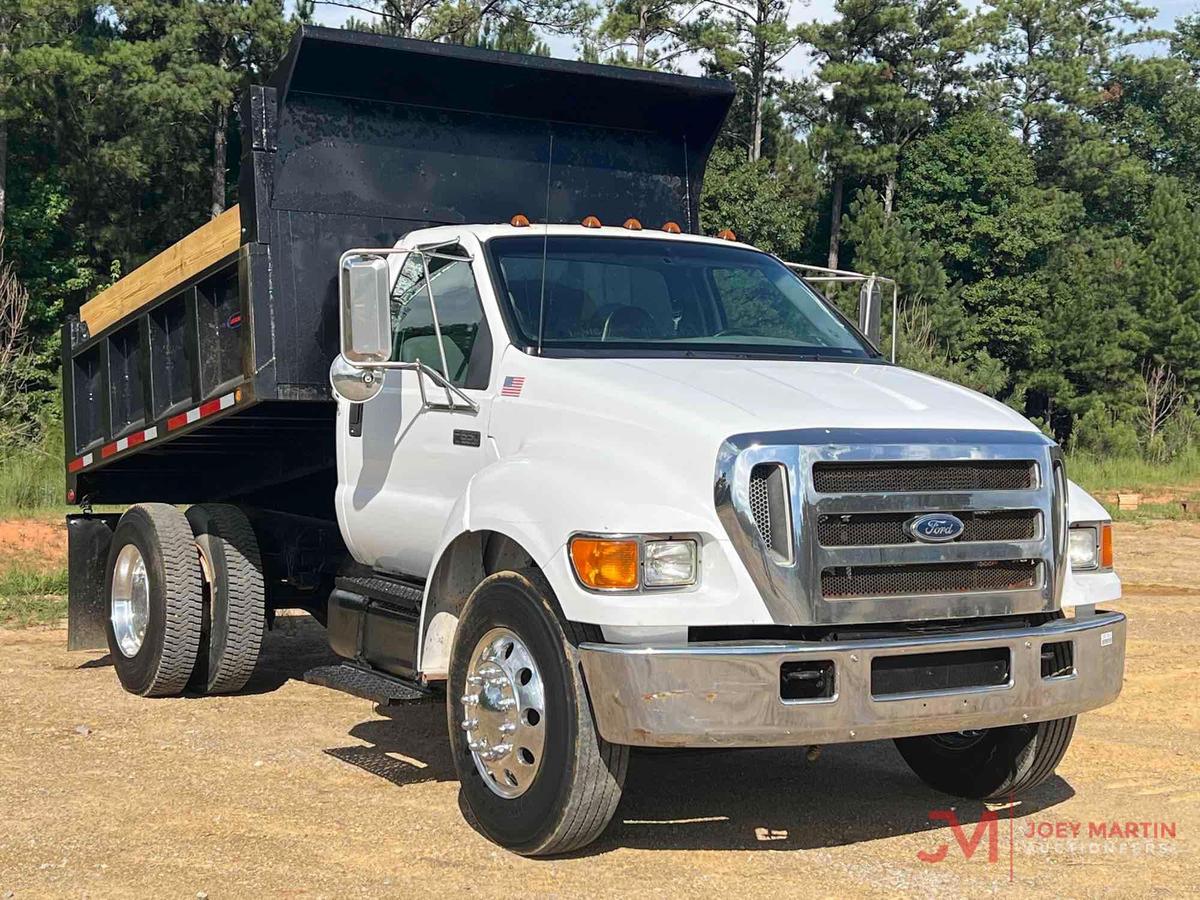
[2,0,1199,461]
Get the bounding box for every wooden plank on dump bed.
[80,205,242,337]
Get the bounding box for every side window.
[390,251,491,389]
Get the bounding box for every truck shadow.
[597,743,1074,853]
[75,613,345,696]
[325,708,1075,854]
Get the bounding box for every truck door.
[336,244,496,577]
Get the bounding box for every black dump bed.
[62,26,734,511]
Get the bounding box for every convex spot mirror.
[330,355,384,403]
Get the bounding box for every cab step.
[303,664,438,706]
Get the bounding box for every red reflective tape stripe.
[198,397,223,417]
[167,412,189,430]
[127,431,146,447]
[68,458,85,473]
[100,443,118,459]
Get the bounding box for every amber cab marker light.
[510,213,530,227]
[716,228,737,241]
[661,221,682,234]
[581,215,602,229]
[1100,522,1114,569]
[623,218,643,231]
[570,537,639,590]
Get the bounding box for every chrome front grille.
[714,428,1065,627]
[817,509,1041,547]
[812,460,1036,494]
[822,560,1042,599]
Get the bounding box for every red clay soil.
[0,518,67,572]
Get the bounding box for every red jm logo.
[918,810,1000,864]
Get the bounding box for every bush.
[1069,402,1141,458]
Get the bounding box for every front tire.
[895,715,1077,800]
[447,569,628,856]
[105,503,203,697]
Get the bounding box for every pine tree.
[699,0,800,164]
[0,0,88,229]
[983,0,1162,147]
[799,0,894,268]
[593,1,692,69]
[1135,179,1200,395]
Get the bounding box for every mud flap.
[67,513,121,650]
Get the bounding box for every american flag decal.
[501,375,526,397]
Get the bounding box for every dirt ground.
[0,518,66,574]
[1,522,1197,898]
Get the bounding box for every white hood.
[493,354,1037,446]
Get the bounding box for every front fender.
[427,448,772,631]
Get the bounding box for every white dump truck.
[63,27,1126,856]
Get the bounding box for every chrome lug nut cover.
[459,627,546,798]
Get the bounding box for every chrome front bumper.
[578,611,1126,748]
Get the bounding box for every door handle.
[348,402,363,437]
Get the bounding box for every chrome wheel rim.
[460,627,546,799]
[110,544,150,658]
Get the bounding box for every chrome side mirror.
[330,355,384,403]
[340,253,392,363]
[858,277,882,349]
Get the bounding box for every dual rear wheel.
[105,502,265,697]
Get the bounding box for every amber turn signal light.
[570,537,639,590]
[623,218,642,230]
[1100,523,1114,569]
[661,221,682,234]
[511,213,530,227]
[716,228,736,241]
[581,215,602,228]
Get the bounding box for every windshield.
[486,236,876,360]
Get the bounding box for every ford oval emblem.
[906,513,965,543]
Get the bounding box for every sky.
[306,0,1200,78]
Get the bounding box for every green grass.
[0,426,66,517]
[1064,450,1200,495]
[0,562,69,627]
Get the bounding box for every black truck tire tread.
[187,504,266,694]
[1016,714,1076,795]
[534,586,629,856]
[131,503,203,697]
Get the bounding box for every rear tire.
[186,504,266,694]
[105,503,203,697]
[447,569,628,856]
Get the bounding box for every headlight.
[643,540,698,587]
[1069,523,1113,571]
[569,534,699,591]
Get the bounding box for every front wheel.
[447,570,628,856]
